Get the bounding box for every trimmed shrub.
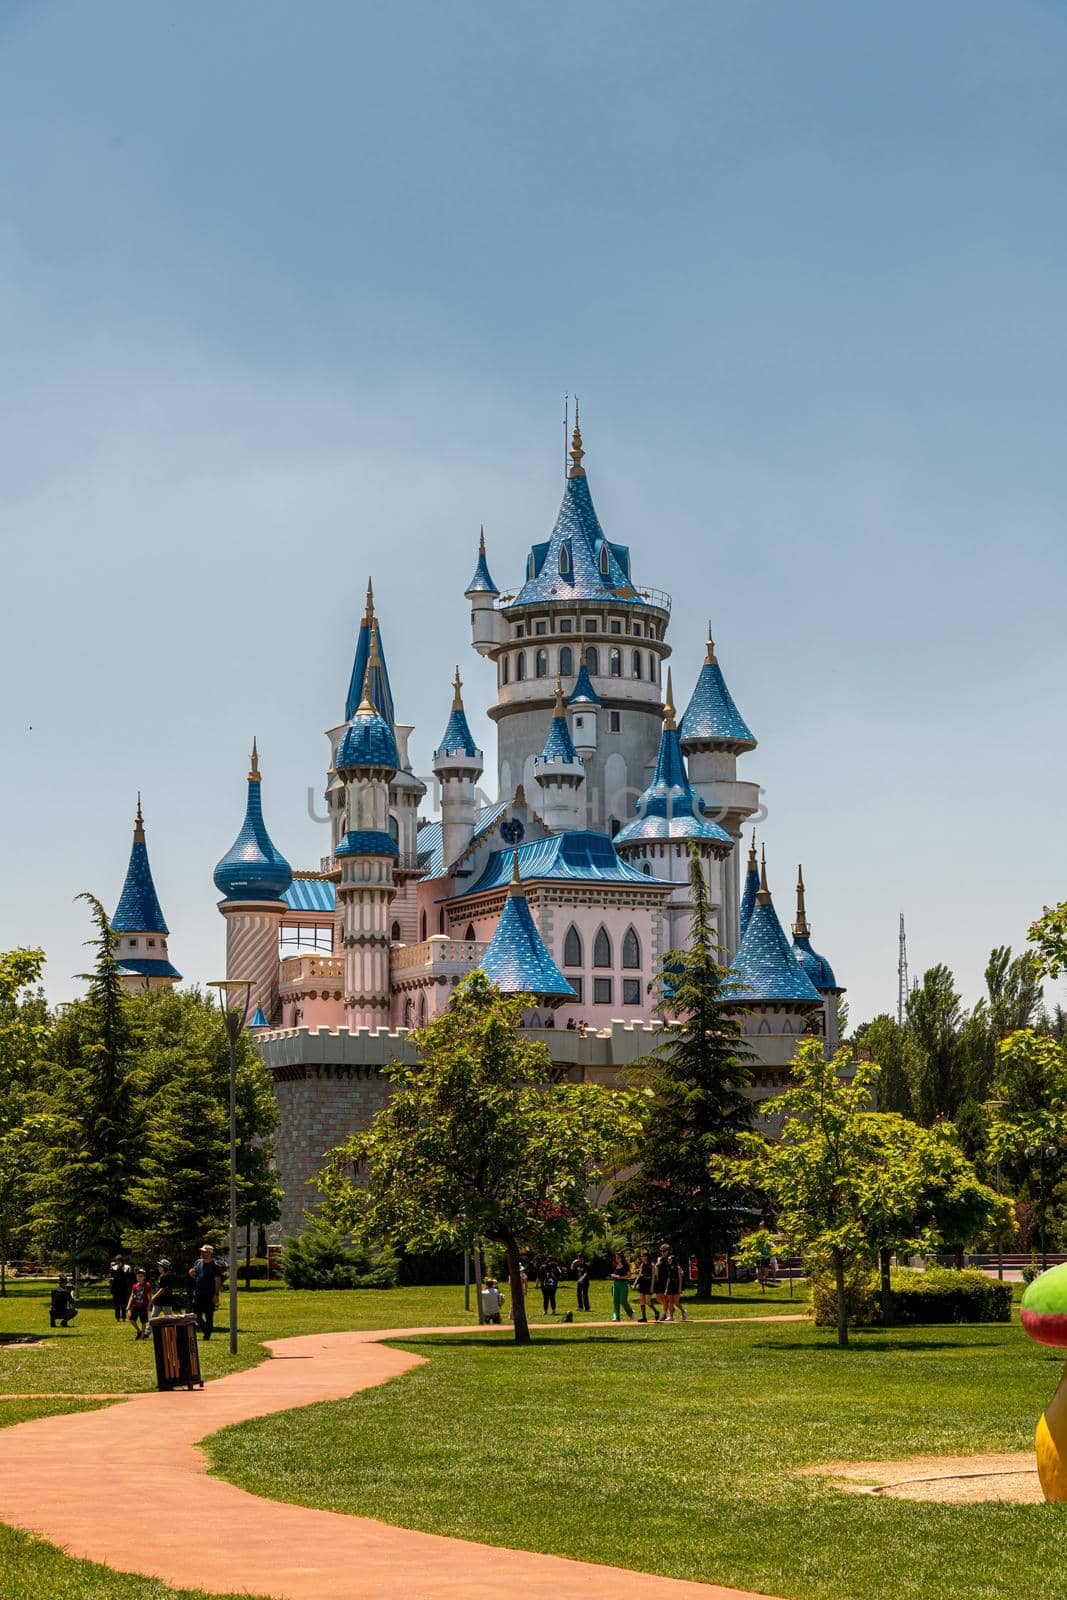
[281,1220,398,1290]
[812,1266,1012,1327]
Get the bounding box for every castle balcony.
[319,852,420,876]
[279,953,344,998]
[493,585,672,617]
[390,935,487,986]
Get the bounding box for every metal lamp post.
[1025,1141,1060,1273]
[213,979,253,1355]
[985,1100,1007,1281]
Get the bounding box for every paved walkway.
[0,1317,800,1600]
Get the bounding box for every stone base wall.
[272,1065,396,1238]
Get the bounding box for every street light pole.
[213,980,253,1356]
[985,1100,1007,1282]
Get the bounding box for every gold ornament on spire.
[133,793,145,842]
[508,848,523,896]
[756,845,772,906]
[568,396,586,478]
[554,673,565,715]
[794,864,810,939]
[249,738,261,782]
[452,666,464,711]
[747,831,757,869]
[478,525,486,554]
[364,577,375,626]
[357,664,377,717]
[663,668,676,730]
[705,623,717,664]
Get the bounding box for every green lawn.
[207,1314,1065,1600]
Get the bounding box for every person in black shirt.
[570,1253,591,1313]
[49,1274,77,1328]
[634,1251,658,1322]
[109,1258,132,1322]
[537,1258,560,1315]
[189,1244,224,1339]
[150,1259,176,1320]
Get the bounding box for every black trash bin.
[150,1313,204,1391]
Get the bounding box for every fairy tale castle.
[112,415,843,1233]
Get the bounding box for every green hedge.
[281,1221,398,1290]
[812,1266,1012,1327]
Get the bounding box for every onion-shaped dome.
[336,663,400,773]
[615,672,732,848]
[113,798,168,933]
[679,628,756,752]
[465,527,499,596]
[213,742,293,903]
[478,854,575,1001]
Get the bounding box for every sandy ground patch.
[798,1452,1043,1504]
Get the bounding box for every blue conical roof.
[679,634,756,751]
[434,672,480,761]
[567,655,601,706]
[740,841,760,940]
[541,713,580,765]
[113,802,168,934]
[615,677,732,848]
[507,423,639,609]
[478,865,576,1000]
[731,866,822,1005]
[465,529,499,596]
[213,749,293,903]
[345,586,397,726]
[248,1006,270,1028]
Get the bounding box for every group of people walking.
[482,1243,688,1324]
[96,1245,225,1339]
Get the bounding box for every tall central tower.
[468,409,671,831]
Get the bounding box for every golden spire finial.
[747,831,757,869]
[452,665,464,711]
[554,673,565,716]
[133,792,145,841]
[568,396,586,478]
[794,864,810,938]
[249,738,261,782]
[663,668,676,730]
[479,525,486,554]
[757,844,771,906]
[364,577,375,626]
[357,664,377,717]
[705,622,717,664]
[508,848,523,896]
[368,621,382,669]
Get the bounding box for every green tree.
[316,970,643,1343]
[28,897,139,1268]
[989,1028,1067,1262]
[0,948,50,1293]
[739,1041,881,1346]
[614,845,754,1296]
[854,1015,916,1117]
[1028,903,1067,982]
[906,965,965,1124]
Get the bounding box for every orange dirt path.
[0,1318,797,1600]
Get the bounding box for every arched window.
[438,906,445,933]
[599,544,610,575]
[535,648,548,678]
[563,925,583,968]
[516,652,527,681]
[420,909,427,941]
[559,543,570,576]
[405,997,415,1026]
[649,652,656,680]
[527,553,535,580]
[609,647,621,678]
[622,926,641,969]
[641,862,651,876]
[387,814,399,845]
[559,645,573,677]
[585,646,599,675]
[632,650,642,679]
[391,920,401,943]
[502,656,510,685]
[418,993,427,1025]
[464,923,476,943]
[593,926,612,968]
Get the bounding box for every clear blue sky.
[2,0,1064,1024]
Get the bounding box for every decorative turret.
[477,851,576,1006]
[113,797,181,991]
[333,667,399,1028]
[567,646,600,761]
[678,623,761,959]
[534,677,585,832]
[214,743,292,1022]
[432,667,484,870]
[466,527,503,656]
[730,853,822,1008]
[615,672,734,954]
[791,864,844,1051]
[740,834,760,941]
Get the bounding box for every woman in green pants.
[610,1252,635,1322]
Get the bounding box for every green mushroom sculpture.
[1021,1263,1067,1500]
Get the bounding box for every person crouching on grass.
[127,1269,153,1339]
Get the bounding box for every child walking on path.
[609,1252,635,1322]
[127,1270,153,1339]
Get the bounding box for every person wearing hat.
[149,1258,176,1320]
[189,1244,224,1339]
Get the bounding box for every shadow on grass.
[753,1336,1003,1353]
[388,1333,638,1351]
